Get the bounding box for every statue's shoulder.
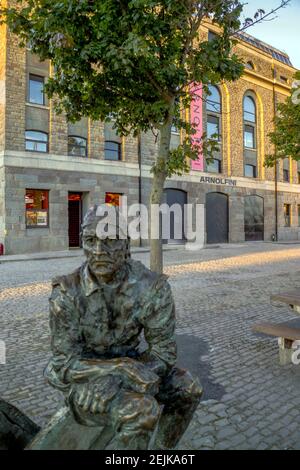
[126,259,169,290]
[51,266,82,294]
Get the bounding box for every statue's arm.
[139,276,177,377]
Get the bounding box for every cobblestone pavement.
[1,242,300,450]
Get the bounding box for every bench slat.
[271,291,300,307]
[252,322,300,341]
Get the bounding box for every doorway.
[206,192,229,244]
[163,189,187,244]
[68,192,82,248]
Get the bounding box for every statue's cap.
[82,204,128,239]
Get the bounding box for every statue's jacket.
[45,260,177,392]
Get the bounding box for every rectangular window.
[284,204,291,227]
[68,136,87,157]
[244,164,256,178]
[207,158,221,174]
[283,169,290,182]
[298,172,300,184]
[104,141,121,161]
[244,125,255,149]
[25,131,48,153]
[207,115,220,140]
[29,74,45,105]
[25,189,49,227]
[298,205,300,227]
[105,192,122,207]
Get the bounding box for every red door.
[68,193,82,248]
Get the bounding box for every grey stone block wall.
[2,163,300,254]
[3,166,142,254]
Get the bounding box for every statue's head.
[82,204,130,280]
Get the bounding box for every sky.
[241,0,300,70]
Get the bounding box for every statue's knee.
[170,369,203,404]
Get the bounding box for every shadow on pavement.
[176,334,225,401]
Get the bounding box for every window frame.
[284,204,291,227]
[244,125,256,150]
[28,74,45,106]
[244,164,257,179]
[104,140,122,161]
[207,114,221,142]
[206,158,222,174]
[243,94,257,151]
[25,189,49,229]
[68,135,88,158]
[283,169,290,183]
[25,130,49,153]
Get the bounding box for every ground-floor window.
[105,192,122,206]
[25,189,49,227]
[284,204,291,227]
[298,205,300,227]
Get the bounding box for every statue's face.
[82,224,128,280]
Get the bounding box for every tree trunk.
[150,110,173,274]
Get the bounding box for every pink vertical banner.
[190,83,204,171]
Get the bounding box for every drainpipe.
[272,61,279,242]
[137,132,142,247]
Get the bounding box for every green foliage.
[2,0,245,176]
[266,72,300,167]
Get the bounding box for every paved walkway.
[0,242,300,449]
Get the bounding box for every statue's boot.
[153,369,203,449]
[0,398,40,449]
[153,400,200,449]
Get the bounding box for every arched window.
[245,61,255,71]
[104,141,122,161]
[206,85,222,174]
[243,93,257,178]
[68,136,87,157]
[25,131,48,153]
[207,85,221,114]
[244,96,256,124]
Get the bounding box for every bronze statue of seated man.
[45,205,202,450]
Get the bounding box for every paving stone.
[1,244,300,449]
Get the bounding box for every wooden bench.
[252,323,300,365]
[252,291,300,365]
[271,290,300,315]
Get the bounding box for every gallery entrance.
[206,192,229,244]
[68,192,82,248]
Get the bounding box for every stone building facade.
[0,14,299,254]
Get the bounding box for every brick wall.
[0,1,6,152]
[5,31,26,151]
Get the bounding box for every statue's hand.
[116,358,160,396]
[72,375,121,415]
